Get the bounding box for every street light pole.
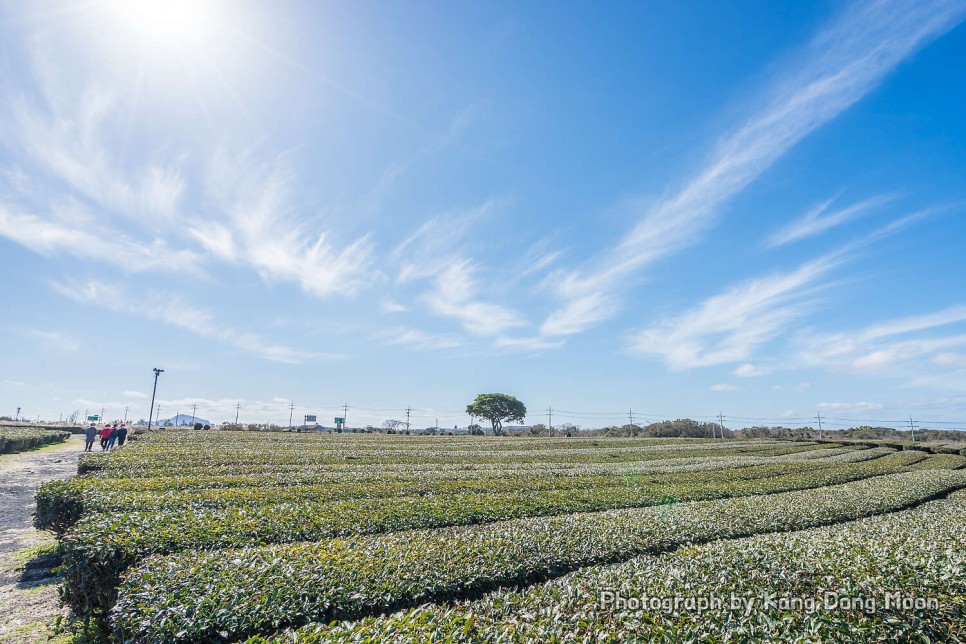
[147,368,164,431]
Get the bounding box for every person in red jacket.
[100,424,112,451]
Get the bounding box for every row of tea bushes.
[71,430,816,468]
[57,443,877,495]
[76,440,820,477]
[43,452,929,551]
[36,449,904,534]
[264,488,966,643]
[110,470,966,641]
[57,452,936,620]
[0,426,71,454]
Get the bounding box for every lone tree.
[466,393,526,436]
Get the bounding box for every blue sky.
[2,0,965,431]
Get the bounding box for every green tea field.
[37,431,966,642]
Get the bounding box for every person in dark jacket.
[84,423,97,451]
[107,424,118,450]
[117,423,129,447]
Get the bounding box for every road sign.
[304,415,317,423]
[87,415,100,421]
[334,417,345,424]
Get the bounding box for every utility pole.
[343,403,349,431]
[816,412,824,440]
[156,405,162,425]
[628,408,634,435]
[235,402,240,425]
[288,402,294,430]
[124,406,129,423]
[100,407,105,423]
[147,367,164,431]
[718,411,725,440]
[191,402,197,427]
[547,406,553,437]
[908,415,917,443]
[406,406,411,433]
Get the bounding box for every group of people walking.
[84,422,128,452]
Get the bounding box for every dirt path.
[0,438,82,643]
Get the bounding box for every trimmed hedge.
[263,489,966,643]
[111,470,966,642]
[57,451,933,622]
[0,426,70,453]
[36,448,892,536]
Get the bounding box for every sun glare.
[110,0,211,47]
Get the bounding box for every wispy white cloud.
[933,352,966,369]
[356,102,492,218]
[515,237,564,281]
[628,254,840,369]
[541,0,966,336]
[798,305,966,390]
[380,299,409,313]
[420,260,526,336]
[26,329,80,352]
[0,42,376,300]
[816,401,884,412]
[711,383,739,392]
[801,304,966,374]
[491,335,565,352]
[390,199,529,339]
[376,326,463,351]
[122,390,148,399]
[50,279,337,363]
[857,305,966,342]
[0,199,203,273]
[733,363,768,377]
[767,193,896,247]
[206,148,376,298]
[5,84,187,226]
[392,198,505,283]
[541,291,619,338]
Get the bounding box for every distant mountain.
[157,414,212,427]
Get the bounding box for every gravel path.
[0,438,82,642]
[0,438,80,554]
